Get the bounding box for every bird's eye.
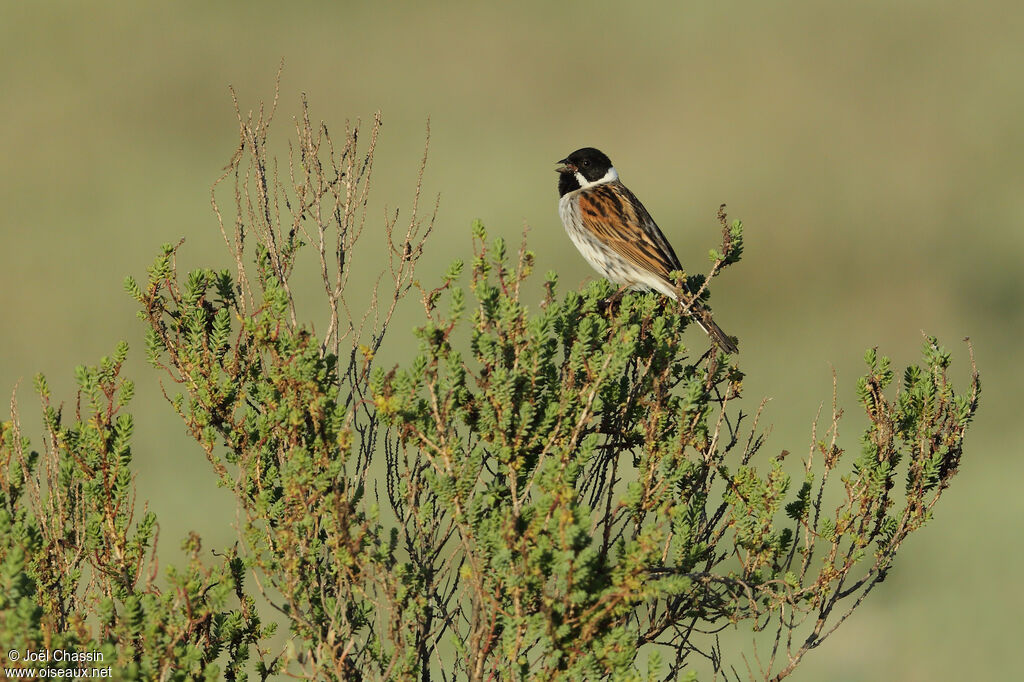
[582,159,590,167]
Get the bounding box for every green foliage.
[124,93,439,679]
[369,225,979,679]
[0,349,267,679]
[1,92,980,681]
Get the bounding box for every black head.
[556,147,615,196]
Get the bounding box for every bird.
[556,147,738,353]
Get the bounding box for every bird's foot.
[599,287,630,315]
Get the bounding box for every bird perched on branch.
[556,147,738,354]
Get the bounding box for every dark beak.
[555,158,575,174]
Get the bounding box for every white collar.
[574,166,619,190]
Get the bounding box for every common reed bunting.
[556,147,738,353]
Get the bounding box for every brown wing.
[576,181,683,280]
[578,182,738,353]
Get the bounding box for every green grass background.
[2,2,1021,679]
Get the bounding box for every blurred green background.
[2,1,1021,679]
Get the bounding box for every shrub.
[1,89,979,681]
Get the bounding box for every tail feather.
[694,312,739,354]
[659,282,740,353]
